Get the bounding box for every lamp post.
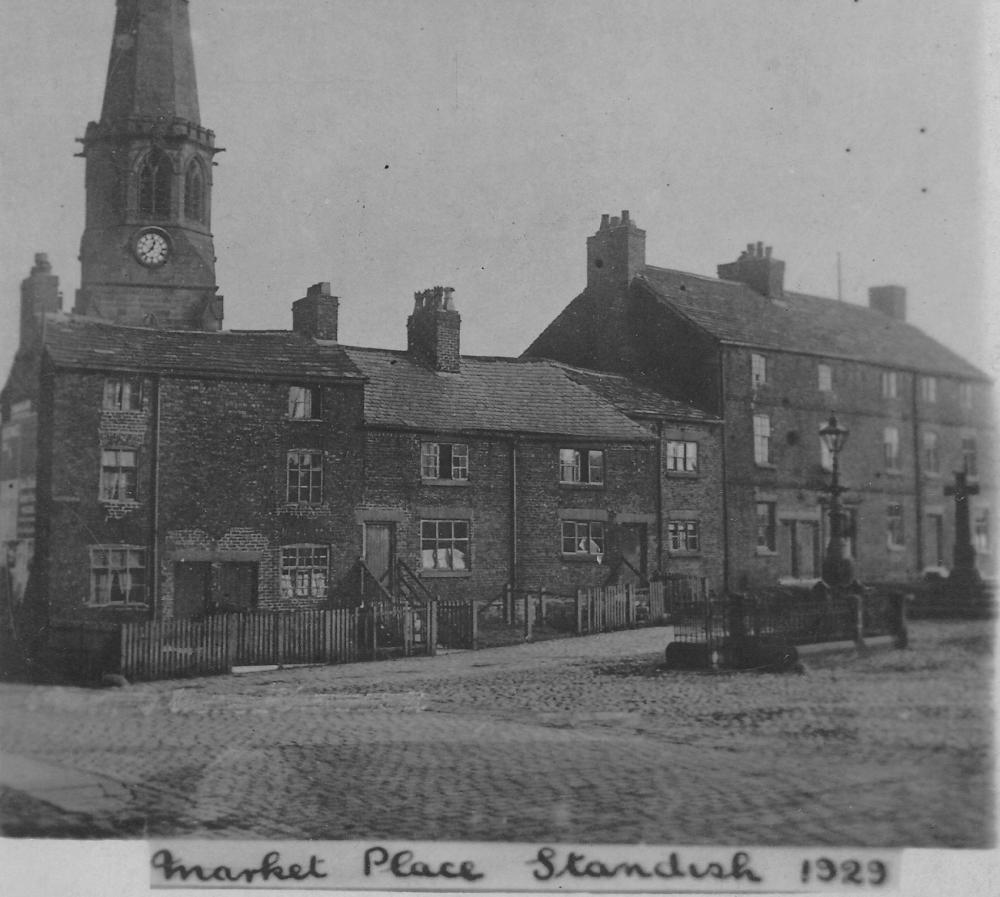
[819,414,853,588]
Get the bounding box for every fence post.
[538,587,545,626]
[891,592,909,649]
[523,589,533,641]
[575,589,583,634]
[504,583,513,624]
[625,583,634,627]
[469,600,478,650]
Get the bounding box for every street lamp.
[819,414,853,588]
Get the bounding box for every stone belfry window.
[138,149,172,218]
[184,160,206,224]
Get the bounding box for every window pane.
[559,448,580,483]
[587,451,604,483]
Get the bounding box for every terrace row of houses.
[0,0,994,627]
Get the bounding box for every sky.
[1,0,997,384]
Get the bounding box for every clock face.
[135,229,170,267]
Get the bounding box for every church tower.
[74,0,223,330]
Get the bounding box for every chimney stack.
[586,209,646,292]
[717,241,785,300]
[868,285,907,321]
[292,282,339,341]
[20,253,63,347]
[407,286,461,372]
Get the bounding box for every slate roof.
[42,314,362,380]
[555,364,719,423]
[638,266,988,381]
[343,347,670,439]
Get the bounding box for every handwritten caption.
[150,842,900,891]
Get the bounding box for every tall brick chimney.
[586,210,646,292]
[868,285,907,321]
[717,242,785,300]
[407,286,461,372]
[292,282,339,340]
[20,253,63,347]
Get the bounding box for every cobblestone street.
[0,620,993,847]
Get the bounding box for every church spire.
[75,0,223,331]
[100,0,202,126]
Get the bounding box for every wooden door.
[173,562,211,619]
[364,523,395,586]
[619,523,648,579]
[216,562,258,613]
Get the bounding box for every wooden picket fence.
[118,604,433,682]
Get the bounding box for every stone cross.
[945,468,980,578]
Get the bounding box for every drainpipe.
[149,375,161,619]
[911,372,923,572]
[655,420,664,567]
[509,439,518,592]
[718,349,730,593]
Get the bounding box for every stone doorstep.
[0,752,134,817]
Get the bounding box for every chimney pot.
[621,210,630,223]
[600,213,610,229]
[756,241,764,257]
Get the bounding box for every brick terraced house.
[525,213,995,588]
[10,281,722,623]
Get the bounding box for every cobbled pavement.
[0,620,993,847]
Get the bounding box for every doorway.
[619,523,648,580]
[364,523,396,589]
[779,519,820,579]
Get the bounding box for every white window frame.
[667,520,701,552]
[883,427,900,471]
[561,520,605,558]
[920,376,937,403]
[287,385,321,420]
[751,353,767,387]
[753,414,772,466]
[665,440,698,473]
[881,370,898,399]
[420,520,471,571]
[90,545,146,605]
[286,450,323,504]
[102,375,144,411]
[922,430,939,474]
[280,544,329,598]
[559,448,604,484]
[421,442,469,481]
[756,502,777,553]
[887,503,905,549]
[100,449,138,501]
[817,363,832,392]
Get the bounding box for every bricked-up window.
[756,502,776,551]
[887,503,905,549]
[883,427,900,470]
[137,149,171,218]
[881,370,898,399]
[753,415,771,465]
[561,520,605,557]
[920,376,937,403]
[960,382,973,409]
[286,451,323,504]
[667,521,700,552]
[288,386,321,420]
[974,509,990,554]
[559,449,604,484]
[90,546,145,604]
[421,520,470,570]
[922,431,940,474]
[184,160,206,224]
[100,449,138,501]
[102,375,143,411]
[421,443,469,480]
[666,441,698,473]
[281,545,329,598]
[751,353,767,387]
[962,438,978,477]
[817,363,832,392]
